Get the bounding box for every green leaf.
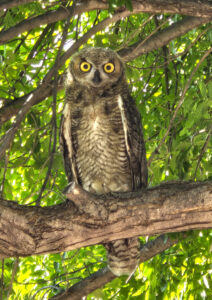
[1,4,212,300]
[125,0,133,11]
[198,80,208,101]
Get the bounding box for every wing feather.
[119,93,148,190]
[59,102,78,183]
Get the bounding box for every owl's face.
[69,48,124,88]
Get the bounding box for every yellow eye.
[80,62,91,72]
[104,63,115,73]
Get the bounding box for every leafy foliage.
[0,0,212,299]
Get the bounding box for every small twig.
[128,24,212,72]
[50,234,179,300]
[0,259,4,300]
[193,124,212,180]
[36,15,71,205]
[120,16,211,62]
[116,14,155,51]
[32,285,61,299]
[75,15,80,41]
[0,150,9,198]
[124,15,171,59]
[93,10,101,26]
[7,258,19,299]
[148,46,212,166]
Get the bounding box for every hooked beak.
[92,70,102,85]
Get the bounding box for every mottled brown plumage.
[60,47,147,276]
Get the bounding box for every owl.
[60,47,148,276]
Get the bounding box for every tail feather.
[105,237,139,276]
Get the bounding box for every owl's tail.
[105,237,140,276]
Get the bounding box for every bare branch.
[193,124,212,179]
[52,268,115,300]
[6,258,19,299]
[52,234,179,300]
[0,0,35,10]
[36,16,71,206]
[0,1,106,45]
[119,16,211,61]
[0,6,72,45]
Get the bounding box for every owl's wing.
[120,93,148,190]
[59,114,73,183]
[59,103,79,184]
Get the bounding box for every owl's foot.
[65,182,88,206]
[63,181,76,194]
[65,183,108,221]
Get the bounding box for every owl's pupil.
[106,66,111,70]
[84,64,89,69]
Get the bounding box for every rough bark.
[0,0,211,45]
[0,181,211,259]
[0,0,34,10]
[132,0,212,17]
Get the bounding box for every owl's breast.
[86,105,100,131]
[72,96,132,194]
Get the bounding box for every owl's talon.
[63,181,75,194]
[65,184,91,210]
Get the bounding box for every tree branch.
[0,0,35,10]
[119,16,211,61]
[0,83,56,126]
[0,1,106,45]
[1,0,212,45]
[0,83,54,159]
[0,181,211,259]
[0,15,209,129]
[51,234,179,300]
[131,0,212,17]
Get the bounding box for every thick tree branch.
[0,181,211,259]
[1,0,212,45]
[0,0,35,10]
[131,0,212,17]
[0,1,106,45]
[119,16,211,61]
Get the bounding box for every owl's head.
[68,47,124,88]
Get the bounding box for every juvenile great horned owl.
[60,47,148,276]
